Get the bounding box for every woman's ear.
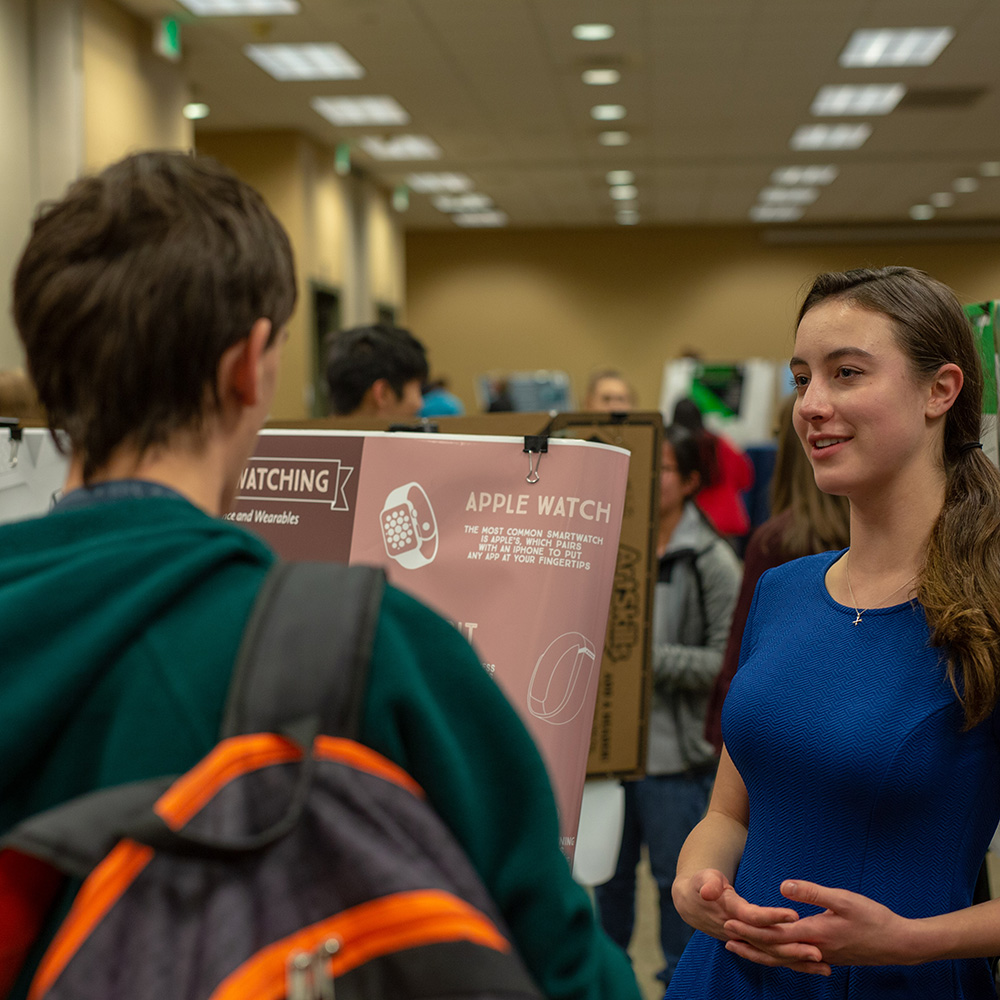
[682,470,701,498]
[926,363,963,419]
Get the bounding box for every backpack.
[0,561,543,1000]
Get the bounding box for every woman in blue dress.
[667,266,1000,998]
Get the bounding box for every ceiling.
[118,0,1000,231]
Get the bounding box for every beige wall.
[82,0,191,170]
[405,227,1000,414]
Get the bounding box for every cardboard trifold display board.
[232,425,640,862]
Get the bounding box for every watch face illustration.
[527,632,597,725]
[380,482,438,569]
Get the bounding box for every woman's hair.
[770,393,850,557]
[671,397,721,487]
[663,421,705,489]
[798,266,1000,728]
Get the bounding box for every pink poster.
[228,430,630,861]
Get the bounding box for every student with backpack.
[0,151,640,1000]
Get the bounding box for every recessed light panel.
[606,170,634,186]
[811,84,905,116]
[598,131,630,146]
[453,211,508,227]
[953,176,979,193]
[790,123,871,150]
[910,204,935,220]
[591,105,626,121]
[183,103,210,120]
[583,69,621,85]
[771,165,838,186]
[839,28,954,67]
[616,210,640,225]
[758,187,818,205]
[573,23,615,41]
[750,205,804,222]
[980,162,1000,178]
[311,96,409,126]
[359,136,441,160]
[179,0,298,13]
[610,185,637,201]
[433,193,493,212]
[929,192,955,208]
[244,43,363,80]
[405,173,473,193]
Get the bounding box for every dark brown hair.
[798,266,1000,727]
[769,393,850,557]
[13,151,296,479]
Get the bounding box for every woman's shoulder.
[759,547,843,592]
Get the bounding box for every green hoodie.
[0,493,639,1000]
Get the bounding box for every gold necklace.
[844,554,917,626]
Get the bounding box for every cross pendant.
[852,612,863,626]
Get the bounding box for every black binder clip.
[0,417,22,469]
[523,434,548,484]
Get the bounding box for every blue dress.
[666,550,1000,998]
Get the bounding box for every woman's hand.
[722,880,914,974]
[672,869,803,944]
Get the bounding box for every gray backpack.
[3,562,542,1000]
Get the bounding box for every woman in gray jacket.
[595,422,742,990]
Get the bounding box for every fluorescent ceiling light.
[179,0,298,13]
[953,176,979,193]
[244,43,363,80]
[929,192,955,208]
[980,162,1000,178]
[183,102,210,120]
[583,69,621,85]
[771,165,838,186]
[610,185,637,200]
[750,205,804,222]
[839,28,954,68]
[359,135,441,160]
[910,204,935,220]
[790,123,871,150]
[591,104,626,121]
[758,186,818,205]
[598,131,630,146]
[606,170,634,185]
[311,96,409,126]
[573,23,615,41]
[453,211,508,228]
[433,193,493,212]
[811,84,905,116]
[616,210,640,226]
[405,173,473,193]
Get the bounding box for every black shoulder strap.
[2,560,386,871]
[222,561,386,742]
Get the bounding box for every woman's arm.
[671,748,828,972]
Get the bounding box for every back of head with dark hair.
[324,323,429,415]
[671,397,720,487]
[13,151,297,480]
[662,422,704,489]
[798,265,1000,727]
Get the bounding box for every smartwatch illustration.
[380,482,439,569]
[527,632,597,725]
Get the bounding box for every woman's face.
[790,299,941,500]
[660,441,699,517]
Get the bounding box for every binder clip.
[523,434,548,484]
[0,418,21,469]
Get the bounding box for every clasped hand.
[674,870,909,976]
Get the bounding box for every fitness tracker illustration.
[527,632,597,725]
[380,482,439,569]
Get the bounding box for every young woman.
[667,266,1000,998]
[595,423,741,989]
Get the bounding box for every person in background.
[668,266,1000,999]
[324,322,428,419]
[704,393,851,753]
[419,376,465,417]
[0,151,641,1000]
[595,423,740,991]
[584,370,636,412]
[672,397,754,547]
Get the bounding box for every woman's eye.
[792,373,809,388]
[837,367,861,379]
